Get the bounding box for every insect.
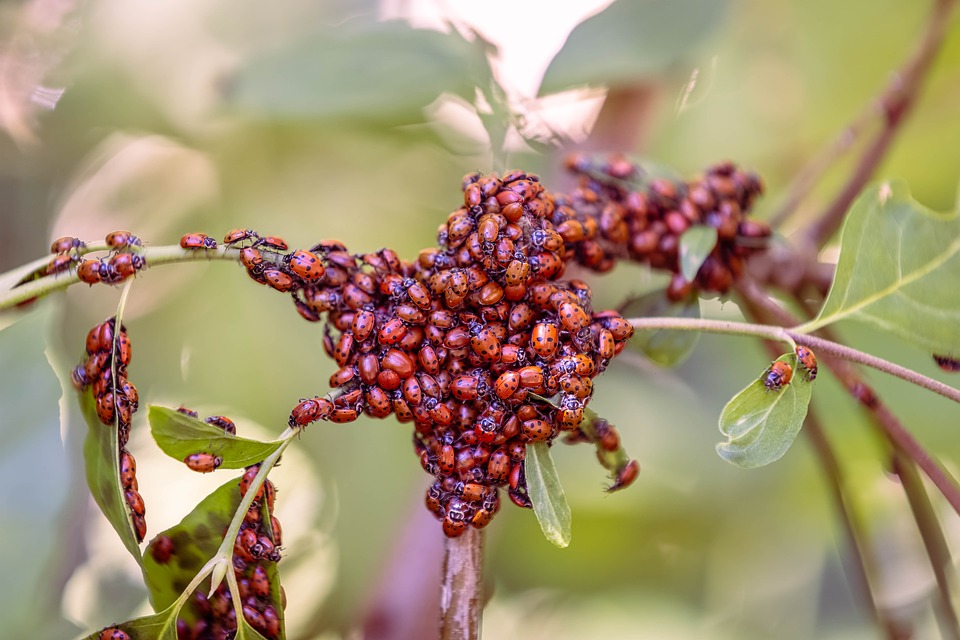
[794,345,818,381]
[51,236,85,254]
[184,453,223,473]
[105,230,141,250]
[764,360,793,392]
[223,228,259,246]
[180,233,218,250]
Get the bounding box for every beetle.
[764,360,794,392]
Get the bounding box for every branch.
[801,0,958,248]
[0,245,242,312]
[439,528,484,640]
[626,316,960,405]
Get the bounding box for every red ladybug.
[607,459,640,492]
[99,627,131,640]
[287,249,325,282]
[794,345,818,381]
[77,259,102,285]
[258,235,288,251]
[530,322,559,359]
[223,228,259,246]
[119,451,138,490]
[51,236,85,254]
[934,354,960,372]
[177,406,199,418]
[180,233,217,250]
[149,534,175,564]
[204,415,236,435]
[109,252,146,279]
[264,269,296,292]
[764,361,793,392]
[105,230,141,250]
[184,453,222,473]
[45,254,75,276]
[124,488,145,517]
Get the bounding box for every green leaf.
[679,226,718,282]
[224,19,491,123]
[80,605,181,640]
[525,442,572,548]
[623,290,701,367]
[149,405,283,469]
[802,181,960,353]
[237,619,272,640]
[539,0,730,95]
[81,387,144,564]
[142,478,240,611]
[716,354,814,469]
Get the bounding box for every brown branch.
[439,528,484,640]
[801,0,958,248]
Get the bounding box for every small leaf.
[716,354,814,468]
[80,605,181,640]
[525,442,572,548]
[142,479,241,611]
[539,0,730,95]
[622,290,701,367]
[236,619,272,640]
[81,388,143,563]
[149,406,282,469]
[801,181,960,353]
[679,226,718,282]
[224,19,491,123]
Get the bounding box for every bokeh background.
[2,0,960,638]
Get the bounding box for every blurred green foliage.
[1,0,959,638]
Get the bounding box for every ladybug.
[239,246,264,270]
[352,309,377,341]
[45,254,75,276]
[184,453,222,473]
[329,407,359,423]
[180,233,217,250]
[270,516,283,546]
[223,228,259,246]
[258,235,289,251]
[287,249,325,282]
[263,606,281,638]
[150,534,175,564]
[99,627,131,640]
[105,230,141,250]
[378,318,408,346]
[76,259,102,285]
[794,345,818,381]
[176,406,199,418]
[764,360,793,392]
[70,364,89,391]
[530,322,559,359]
[234,528,258,562]
[557,301,589,333]
[469,325,502,363]
[264,269,297,292]
[521,419,551,442]
[251,564,271,598]
[494,371,520,399]
[95,392,116,425]
[204,415,236,435]
[596,328,615,360]
[51,236,85,254]
[110,253,146,280]
[118,378,138,411]
[607,459,640,492]
[119,451,138,490]
[124,488,146,517]
[934,354,960,372]
[131,513,147,543]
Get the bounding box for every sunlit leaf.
[679,226,718,282]
[81,387,143,563]
[623,289,701,367]
[149,406,283,469]
[539,0,730,95]
[716,354,814,468]
[80,604,181,640]
[802,181,960,353]
[526,442,572,548]
[142,479,240,611]
[224,20,491,124]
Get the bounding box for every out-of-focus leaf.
[149,405,282,469]
[0,307,78,638]
[802,181,960,354]
[716,354,814,468]
[526,442,572,548]
[236,619,271,640]
[80,605,180,640]
[142,479,240,611]
[539,0,730,95]
[81,386,143,564]
[623,289,701,367]
[224,20,491,123]
[679,226,718,282]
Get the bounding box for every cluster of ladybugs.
[219,170,646,537]
[49,231,148,286]
[70,317,147,542]
[764,345,819,391]
[138,454,285,639]
[562,155,770,299]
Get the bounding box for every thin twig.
[802,0,958,248]
[625,316,960,405]
[439,528,484,640]
[893,453,960,640]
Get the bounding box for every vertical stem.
[439,528,484,640]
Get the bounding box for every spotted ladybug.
[51,236,85,254]
[764,360,793,392]
[184,453,222,473]
[105,230,141,250]
[794,345,818,381]
[287,249,325,282]
[180,233,217,250]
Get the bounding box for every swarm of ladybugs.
[563,154,769,299]
[142,455,285,639]
[216,155,773,537]
[71,317,146,542]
